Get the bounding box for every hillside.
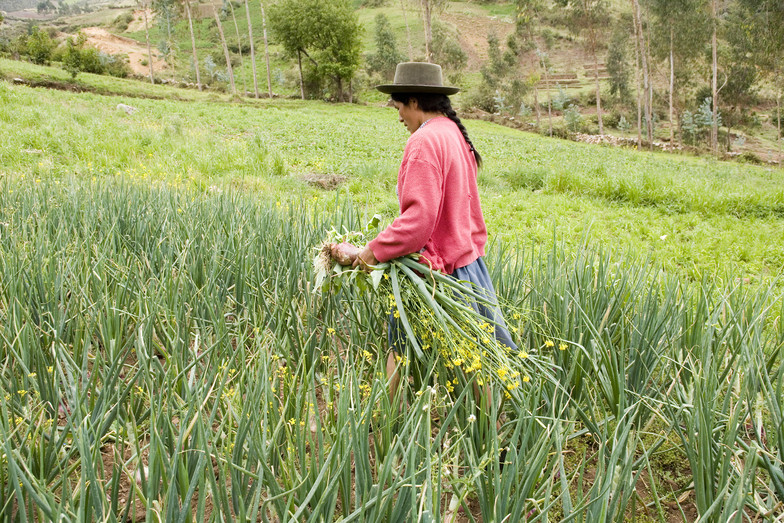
[2,58,782,282]
[2,0,783,164]
[1,67,783,522]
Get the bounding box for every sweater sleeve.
[368,156,443,262]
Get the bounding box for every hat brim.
[376,84,460,95]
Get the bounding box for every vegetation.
[0,142,781,520]
[0,3,783,515]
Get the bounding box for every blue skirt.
[388,257,518,352]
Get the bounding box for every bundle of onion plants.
[314,227,556,408]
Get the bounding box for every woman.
[333,62,516,397]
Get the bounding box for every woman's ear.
[408,97,419,111]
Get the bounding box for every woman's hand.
[329,242,360,266]
[353,245,379,272]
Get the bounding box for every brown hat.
[376,62,459,95]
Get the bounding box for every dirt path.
[79,26,167,77]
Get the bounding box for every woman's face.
[392,99,422,134]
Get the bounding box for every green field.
[1,64,783,521]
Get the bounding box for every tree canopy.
[268,0,362,101]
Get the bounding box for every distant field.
[1,62,782,282]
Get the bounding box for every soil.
[440,10,515,70]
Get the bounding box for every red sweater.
[368,117,487,274]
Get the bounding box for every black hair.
[390,92,482,168]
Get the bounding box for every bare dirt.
[77,26,167,77]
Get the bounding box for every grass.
[1,63,782,281]
[0,174,781,520]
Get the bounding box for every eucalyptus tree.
[212,3,236,94]
[513,0,550,133]
[420,0,447,62]
[555,0,610,134]
[182,0,202,90]
[736,0,784,161]
[260,0,272,97]
[139,0,155,84]
[631,0,652,146]
[243,0,257,97]
[152,0,179,47]
[223,0,245,95]
[646,0,709,145]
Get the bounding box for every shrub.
[552,85,571,111]
[26,27,54,65]
[463,82,496,113]
[738,151,762,165]
[112,11,134,32]
[564,104,584,133]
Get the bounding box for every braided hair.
[390,92,482,168]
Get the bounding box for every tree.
[431,19,467,80]
[512,0,549,133]
[736,0,784,162]
[556,0,610,134]
[62,33,87,79]
[631,0,653,146]
[139,0,155,84]
[212,4,236,94]
[224,0,245,94]
[367,13,404,80]
[420,0,446,63]
[244,0,258,98]
[268,0,362,102]
[152,0,179,45]
[606,22,630,102]
[183,0,202,90]
[260,0,272,98]
[647,0,709,146]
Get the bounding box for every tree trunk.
[591,33,603,135]
[533,87,541,131]
[244,0,258,98]
[669,27,675,145]
[184,0,202,90]
[260,1,272,98]
[422,0,432,62]
[632,0,652,147]
[297,50,305,100]
[777,83,782,165]
[228,0,245,95]
[711,0,719,154]
[141,2,155,84]
[632,1,642,147]
[545,68,552,136]
[401,0,413,59]
[336,76,344,103]
[213,5,236,94]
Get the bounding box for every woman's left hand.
[353,245,379,272]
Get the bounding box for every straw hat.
[376,62,459,95]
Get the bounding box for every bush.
[738,151,762,165]
[564,104,584,133]
[113,11,134,32]
[26,27,55,65]
[463,82,496,113]
[552,85,571,111]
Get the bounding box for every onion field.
[1,72,783,521]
